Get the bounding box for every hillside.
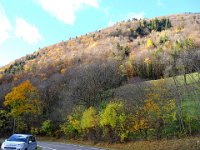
[0,13,200,141]
[0,13,200,82]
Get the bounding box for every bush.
[100,101,129,142]
[62,106,85,139]
[159,35,168,44]
[41,120,53,136]
[146,38,154,49]
[31,127,40,135]
[60,122,79,139]
[81,107,98,129]
[81,107,100,141]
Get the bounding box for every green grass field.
[148,72,200,85]
[159,73,200,124]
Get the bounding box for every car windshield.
[7,135,27,142]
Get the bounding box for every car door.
[27,136,36,150]
[27,136,33,150]
[31,136,37,150]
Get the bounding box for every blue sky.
[0,0,199,67]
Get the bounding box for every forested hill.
[0,13,200,140]
[0,13,200,82]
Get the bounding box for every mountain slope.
[0,13,200,138]
[0,13,200,82]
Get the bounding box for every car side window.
[28,137,32,142]
[32,136,36,142]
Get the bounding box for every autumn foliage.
[4,80,40,117]
[0,14,199,144]
[4,80,41,132]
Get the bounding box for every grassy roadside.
[95,137,200,150]
[37,146,42,150]
[37,136,200,150]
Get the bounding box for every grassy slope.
[147,72,200,85]
[150,72,200,123]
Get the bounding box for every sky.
[0,0,200,67]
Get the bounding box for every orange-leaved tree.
[4,80,41,132]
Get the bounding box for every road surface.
[38,142,105,150]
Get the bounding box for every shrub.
[41,120,53,136]
[62,106,85,139]
[31,127,40,135]
[159,35,168,44]
[146,38,154,49]
[81,107,98,129]
[81,107,99,141]
[100,101,129,142]
[60,122,78,139]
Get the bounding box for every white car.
[1,134,37,150]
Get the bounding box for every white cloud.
[15,17,42,44]
[0,5,12,45]
[36,0,99,25]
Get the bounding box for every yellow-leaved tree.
[4,80,41,132]
[81,107,99,141]
[100,101,129,142]
[81,107,98,130]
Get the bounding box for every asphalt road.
[38,142,105,150]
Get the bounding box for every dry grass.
[95,137,200,150]
[37,136,200,150]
